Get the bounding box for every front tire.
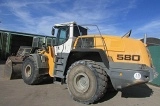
[22,57,41,85]
[66,60,108,104]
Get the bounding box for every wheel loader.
[4,46,36,79]
[4,36,55,80]
[21,22,157,104]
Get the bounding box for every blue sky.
[0,0,160,38]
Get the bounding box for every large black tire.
[21,57,41,85]
[66,60,108,104]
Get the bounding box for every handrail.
[76,24,107,51]
[94,25,107,51]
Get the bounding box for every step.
[54,70,64,78]
[55,65,64,71]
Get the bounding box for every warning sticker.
[134,73,141,80]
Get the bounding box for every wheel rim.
[74,73,90,93]
[24,64,32,78]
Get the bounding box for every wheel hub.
[74,73,90,93]
[25,65,32,78]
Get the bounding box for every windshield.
[55,26,69,45]
[25,48,32,53]
[53,24,87,46]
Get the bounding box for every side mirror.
[51,27,55,36]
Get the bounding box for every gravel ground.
[0,62,160,106]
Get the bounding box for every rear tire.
[22,57,41,85]
[66,60,108,104]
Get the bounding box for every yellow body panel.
[41,46,55,77]
[74,35,151,67]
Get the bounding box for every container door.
[0,32,10,60]
[148,45,160,86]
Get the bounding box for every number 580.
[117,54,140,61]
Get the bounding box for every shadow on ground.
[121,84,153,98]
[0,60,5,64]
[95,91,118,104]
[39,77,54,85]
[95,84,153,104]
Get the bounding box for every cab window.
[56,26,69,45]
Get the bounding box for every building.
[141,37,160,86]
[0,29,55,60]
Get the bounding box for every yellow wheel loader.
[21,22,157,104]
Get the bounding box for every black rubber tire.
[66,60,108,104]
[107,77,117,92]
[21,56,41,85]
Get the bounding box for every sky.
[0,0,160,38]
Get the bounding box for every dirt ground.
[0,62,160,106]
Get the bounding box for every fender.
[29,54,49,69]
[64,49,110,76]
[69,49,109,67]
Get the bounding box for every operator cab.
[51,22,88,54]
[52,22,87,46]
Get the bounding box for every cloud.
[1,0,139,36]
[134,19,160,38]
[138,20,160,31]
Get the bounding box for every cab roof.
[54,21,76,27]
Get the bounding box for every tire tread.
[67,60,108,104]
[22,56,42,85]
